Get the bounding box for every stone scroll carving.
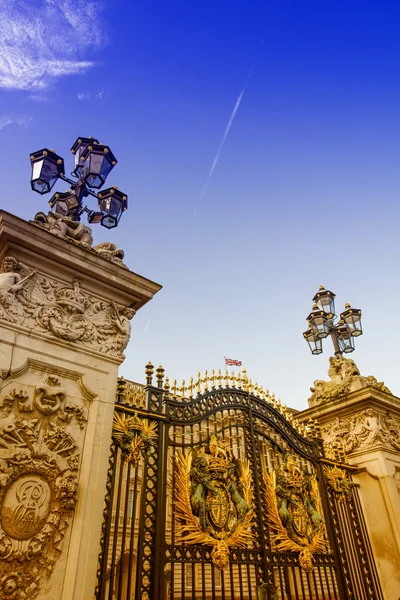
[32,212,127,268]
[0,361,91,599]
[321,408,400,455]
[0,257,135,358]
[309,355,391,406]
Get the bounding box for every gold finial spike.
[248,378,253,394]
[241,367,248,392]
[224,369,230,388]
[188,377,194,399]
[172,379,178,400]
[287,411,293,423]
[156,365,165,388]
[145,361,154,385]
[259,385,265,400]
[254,382,259,397]
[180,379,186,399]
[203,370,209,392]
[237,370,242,390]
[217,369,223,388]
[164,377,170,399]
[196,372,202,396]
[230,370,236,388]
[210,369,216,389]
[313,419,321,438]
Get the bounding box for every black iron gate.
[96,365,383,600]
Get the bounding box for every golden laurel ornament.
[174,436,254,570]
[112,412,157,465]
[263,455,328,572]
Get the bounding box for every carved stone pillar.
[0,210,161,600]
[298,355,400,600]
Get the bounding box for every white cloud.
[0,0,105,91]
[0,115,31,130]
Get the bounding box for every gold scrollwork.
[263,455,328,572]
[174,435,254,571]
[324,465,352,502]
[112,412,157,465]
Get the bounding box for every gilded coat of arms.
[263,454,327,571]
[175,435,253,570]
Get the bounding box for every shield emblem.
[289,494,309,541]
[206,488,230,530]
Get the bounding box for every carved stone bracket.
[0,257,135,358]
[0,367,89,598]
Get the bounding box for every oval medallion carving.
[1,475,51,540]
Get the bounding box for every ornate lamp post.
[303,286,363,356]
[29,137,128,229]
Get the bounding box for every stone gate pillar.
[0,210,161,600]
[299,354,400,600]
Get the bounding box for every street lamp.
[303,286,363,356]
[29,137,128,230]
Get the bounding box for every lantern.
[336,322,355,354]
[70,137,99,177]
[30,149,64,195]
[340,304,362,337]
[312,285,336,317]
[97,187,128,229]
[81,143,117,189]
[307,304,329,339]
[303,328,323,355]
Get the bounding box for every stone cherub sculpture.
[0,257,37,321]
[309,355,391,406]
[33,211,94,246]
[33,212,126,267]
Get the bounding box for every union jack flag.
[225,357,242,367]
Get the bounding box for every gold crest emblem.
[174,435,254,570]
[263,454,327,571]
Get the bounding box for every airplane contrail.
[198,59,259,203]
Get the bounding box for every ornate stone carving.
[309,355,391,406]
[263,454,327,572]
[0,257,135,358]
[32,212,127,267]
[0,367,88,598]
[321,408,400,454]
[174,435,254,570]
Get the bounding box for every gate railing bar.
[107,452,124,600]
[116,460,131,599]
[97,443,118,600]
[126,461,140,600]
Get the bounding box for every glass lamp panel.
[32,159,44,180]
[341,308,362,337]
[308,311,329,339]
[303,329,323,355]
[337,325,355,353]
[100,155,113,180]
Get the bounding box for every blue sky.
[1,1,400,409]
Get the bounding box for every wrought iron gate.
[96,365,383,600]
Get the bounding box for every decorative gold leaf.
[174,449,255,569]
[263,467,327,571]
